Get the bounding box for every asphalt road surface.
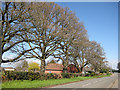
[49,73,118,88]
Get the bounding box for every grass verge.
[2,74,112,88]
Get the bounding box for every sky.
[55,2,118,69]
[2,2,118,69]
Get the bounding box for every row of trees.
[1,2,107,73]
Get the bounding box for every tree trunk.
[94,68,97,73]
[80,66,84,73]
[63,48,69,73]
[40,58,45,73]
[80,63,88,76]
[78,68,81,73]
[74,58,80,73]
[40,45,46,73]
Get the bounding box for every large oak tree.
[1,2,35,63]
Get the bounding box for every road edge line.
[107,79,117,88]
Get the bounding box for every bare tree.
[69,40,105,73]
[85,41,105,72]
[21,2,71,73]
[1,2,106,74]
[69,39,90,72]
[1,2,36,63]
[53,7,88,73]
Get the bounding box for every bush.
[56,73,63,79]
[85,73,90,76]
[61,73,71,78]
[4,71,29,81]
[47,73,54,79]
[74,73,82,77]
[90,72,95,76]
[85,71,99,77]
[3,71,83,81]
[28,72,40,81]
[37,73,45,80]
[61,73,81,78]
[4,71,41,81]
[106,72,112,76]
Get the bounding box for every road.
[49,73,118,88]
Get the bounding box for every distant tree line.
[1,2,109,73]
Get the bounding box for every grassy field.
[2,74,111,88]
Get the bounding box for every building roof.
[83,66,92,71]
[46,63,64,71]
[4,67,14,69]
[68,64,76,67]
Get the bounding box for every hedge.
[2,71,104,81]
[2,71,82,81]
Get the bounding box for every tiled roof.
[83,66,92,71]
[4,67,14,69]
[46,63,63,71]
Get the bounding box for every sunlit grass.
[2,74,111,88]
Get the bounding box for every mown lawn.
[2,74,111,88]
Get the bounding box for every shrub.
[85,73,90,76]
[4,71,38,81]
[3,71,84,81]
[73,73,81,77]
[47,73,54,79]
[5,71,15,80]
[4,71,29,80]
[39,73,47,80]
[61,73,71,78]
[90,72,95,76]
[28,72,40,81]
[17,72,29,80]
[57,73,63,79]
[106,72,112,76]
[61,73,81,78]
